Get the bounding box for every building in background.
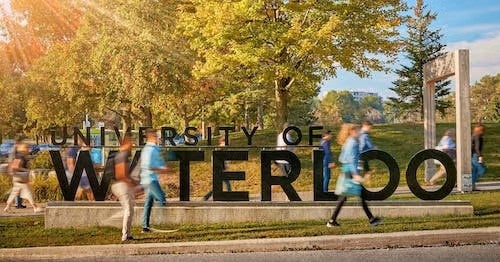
[350,91,381,102]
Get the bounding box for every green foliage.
[180,0,405,128]
[388,0,451,121]
[31,174,64,202]
[29,152,54,170]
[0,77,27,135]
[471,74,500,123]
[317,90,384,125]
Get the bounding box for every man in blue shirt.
[320,131,334,192]
[140,128,168,233]
[359,121,376,176]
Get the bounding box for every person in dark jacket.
[320,131,335,192]
[471,124,486,190]
[109,134,136,241]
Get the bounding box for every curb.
[0,227,499,259]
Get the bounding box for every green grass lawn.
[1,190,499,248]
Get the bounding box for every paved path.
[0,227,498,260]
[39,244,500,262]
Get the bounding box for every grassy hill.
[164,123,499,198]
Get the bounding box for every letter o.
[406,149,456,200]
[283,126,302,145]
[360,150,400,201]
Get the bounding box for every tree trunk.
[420,86,424,121]
[142,106,153,127]
[244,100,250,129]
[183,118,190,130]
[122,106,132,131]
[275,78,292,130]
[257,101,264,130]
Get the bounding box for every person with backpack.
[110,134,136,241]
[326,124,382,228]
[3,141,42,213]
[140,128,168,233]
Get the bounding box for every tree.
[0,0,82,136]
[358,95,384,123]
[35,0,189,130]
[0,0,81,74]
[471,74,500,122]
[317,90,358,125]
[181,0,405,128]
[388,0,451,121]
[0,76,27,136]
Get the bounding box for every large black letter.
[174,151,205,201]
[113,126,132,145]
[218,126,235,145]
[212,151,249,201]
[406,149,456,200]
[283,126,302,145]
[309,126,323,146]
[241,126,258,145]
[206,126,212,146]
[360,150,400,200]
[313,150,338,201]
[261,150,301,201]
[50,126,68,145]
[73,127,91,146]
[161,127,177,146]
[100,127,106,146]
[184,127,199,146]
[50,150,111,201]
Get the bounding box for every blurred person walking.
[471,124,486,190]
[8,136,26,209]
[140,128,168,233]
[111,134,136,242]
[320,131,335,192]
[3,141,42,213]
[429,129,456,185]
[326,124,382,228]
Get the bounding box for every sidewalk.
[1,181,499,218]
[0,227,499,260]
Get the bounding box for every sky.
[321,0,500,99]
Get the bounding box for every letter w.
[50,151,115,201]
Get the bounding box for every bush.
[30,151,54,169]
[31,173,64,201]
[0,172,64,202]
[0,174,11,202]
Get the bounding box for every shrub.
[31,173,64,201]
[30,151,54,169]
[0,174,11,202]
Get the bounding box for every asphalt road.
[34,244,499,262]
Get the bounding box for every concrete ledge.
[1,227,498,260]
[45,201,473,229]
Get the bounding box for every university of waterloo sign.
[48,125,457,202]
